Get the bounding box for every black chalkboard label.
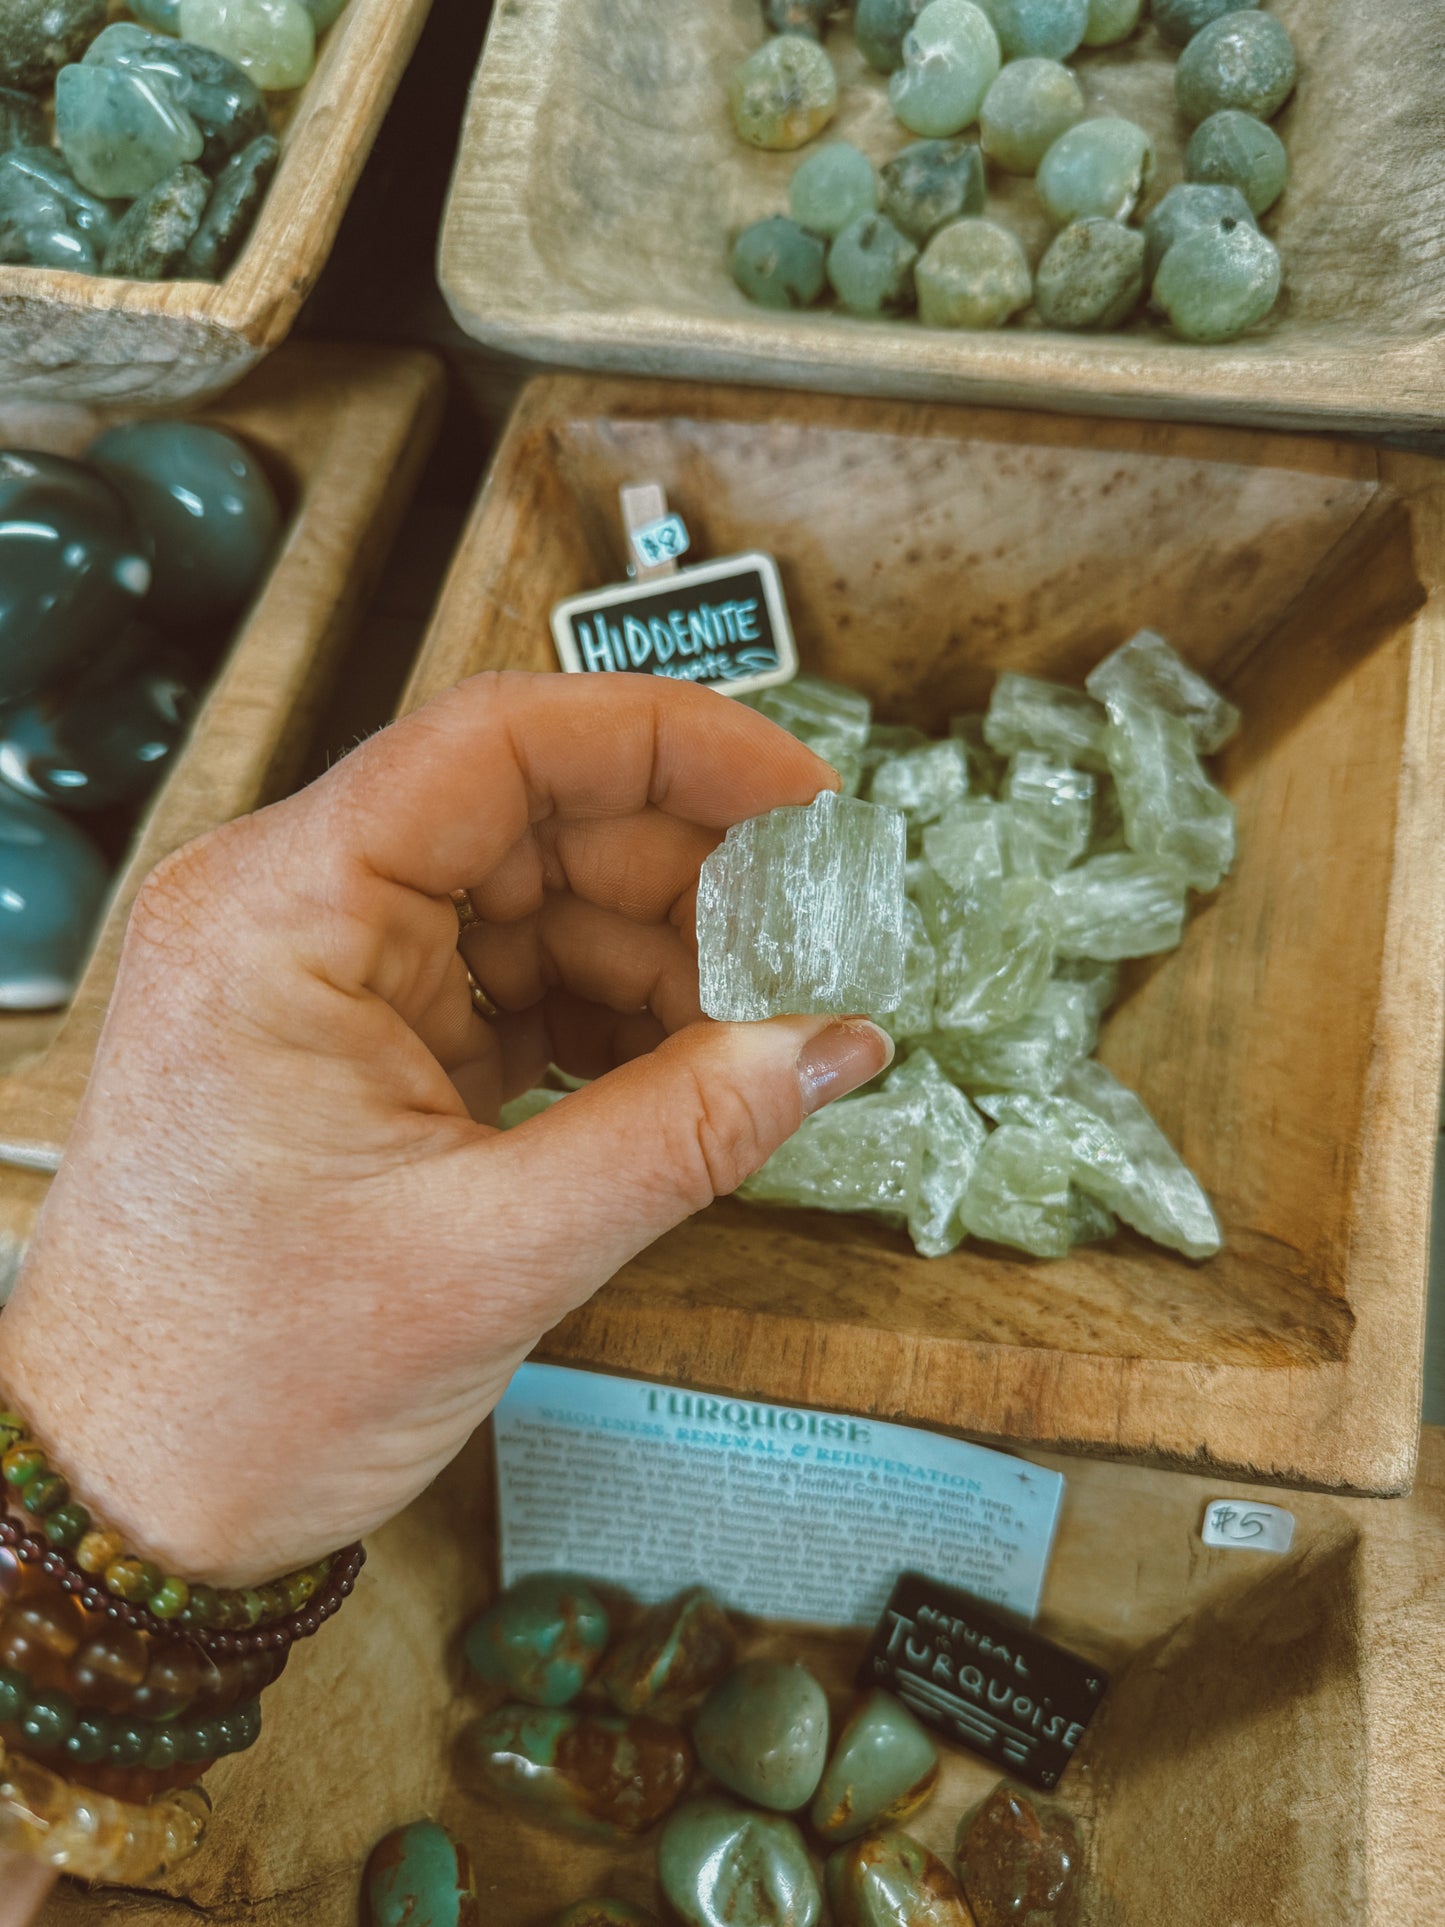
[550,552,797,697]
[859,1571,1109,1790]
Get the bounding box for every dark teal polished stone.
[99,161,208,278]
[693,1660,829,1812]
[0,624,198,812]
[0,145,118,242]
[0,449,150,704]
[0,0,105,92]
[55,61,204,201]
[0,89,46,153]
[85,25,268,174]
[463,1572,610,1707]
[657,1797,821,1927]
[185,130,277,279]
[0,144,118,269]
[363,1821,479,1927]
[0,789,109,1010]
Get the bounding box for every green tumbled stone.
[889,0,1000,138]
[0,88,45,153]
[1037,116,1154,225]
[0,789,109,1011]
[86,25,268,173]
[300,0,349,27]
[828,212,918,314]
[982,0,1087,61]
[179,0,314,91]
[983,672,1108,769]
[185,129,277,278]
[1049,851,1187,959]
[884,1049,987,1256]
[927,977,1097,1094]
[730,35,837,150]
[980,58,1083,174]
[932,874,1055,1034]
[789,142,876,239]
[731,216,827,309]
[827,1827,975,1927]
[1081,0,1142,45]
[855,0,928,71]
[1085,629,1239,753]
[659,1798,821,1927]
[0,0,105,91]
[1153,0,1256,49]
[600,1588,736,1721]
[879,898,938,1042]
[131,0,186,28]
[1185,107,1288,216]
[877,138,984,244]
[742,1084,925,1220]
[694,1660,829,1812]
[1035,215,1144,330]
[1175,9,1295,124]
[1151,214,1280,341]
[1004,751,1094,874]
[0,144,117,244]
[56,63,203,200]
[867,737,971,831]
[1102,692,1235,890]
[917,215,1031,328]
[0,149,100,270]
[811,1692,939,1846]
[960,1121,1076,1255]
[464,1572,610,1707]
[459,1704,692,1839]
[100,161,208,276]
[363,1821,479,1927]
[555,1907,658,1927]
[1143,180,1254,281]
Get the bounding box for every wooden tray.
[0,0,434,406]
[40,1422,1445,1926]
[439,0,1445,436]
[397,373,1445,1497]
[0,340,445,1275]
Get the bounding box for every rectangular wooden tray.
[439,0,1445,436]
[0,340,445,1275]
[397,373,1445,1497]
[0,0,434,406]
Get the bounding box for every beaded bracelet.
[0,1736,211,1881]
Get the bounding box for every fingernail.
[796,1019,895,1116]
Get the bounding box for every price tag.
[1200,1498,1296,1554]
[629,513,691,572]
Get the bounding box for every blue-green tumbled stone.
[185,130,277,278]
[1152,214,1280,341]
[878,139,984,244]
[0,0,105,92]
[1174,9,1296,124]
[463,1571,610,1707]
[0,89,46,154]
[1185,107,1288,216]
[731,217,827,310]
[658,1798,821,1927]
[827,1829,975,1927]
[363,1821,479,1927]
[99,161,209,279]
[55,62,203,200]
[1037,116,1154,225]
[810,1691,939,1845]
[0,145,118,269]
[984,0,1087,60]
[828,213,917,315]
[855,0,928,72]
[1035,215,1145,329]
[0,625,198,813]
[85,25,267,173]
[790,143,877,240]
[299,0,350,28]
[130,0,187,28]
[458,1704,693,1839]
[0,449,150,703]
[1143,179,1254,279]
[88,419,282,634]
[0,790,109,1011]
[1152,0,1256,47]
[693,1659,829,1812]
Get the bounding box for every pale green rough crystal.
[827,212,918,316]
[747,673,870,792]
[877,139,984,245]
[178,0,314,91]
[982,0,1087,62]
[982,672,1108,769]
[885,1048,987,1255]
[867,738,971,830]
[860,722,930,782]
[1054,954,1119,1023]
[1035,216,1145,331]
[697,790,907,1021]
[1151,216,1280,342]
[980,58,1084,174]
[920,798,1003,894]
[500,1088,565,1129]
[960,1122,1076,1255]
[927,978,1096,1093]
[55,63,203,199]
[1088,774,1128,853]
[1142,181,1255,282]
[932,874,1054,1034]
[790,142,877,238]
[1050,851,1188,959]
[916,216,1032,329]
[1037,117,1154,225]
[1004,751,1094,875]
[730,34,837,151]
[1085,630,1239,754]
[948,712,1006,793]
[1103,693,1235,890]
[878,898,937,1040]
[1185,109,1287,217]
[740,1086,925,1220]
[889,0,1001,139]
[1081,0,1142,45]
[1174,9,1295,124]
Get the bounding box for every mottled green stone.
[555,1906,658,1927]
[867,737,971,831]
[659,1798,821,1927]
[600,1588,736,1720]
[889,0,1000,138]
[979,57,1083,173]
[300,0,349,27]
[0,88,45,152]
[184,129,277,278]
[1049,851,1187,959]
[0,788,109,1011]
[789,142,876,238]
[810,1691,938,1846]
[459,1703,692,1839]
[694,1660,830,1812]
[827,1827,975,1927]
[982,0,1086,60]
[100,160,207,275]
[877,138,984,245]
[0,148,100,270]
[926,977,1097,1095]
[55,63,203,200]
[828,211,918,314]
[742,1084,925,1221]
[1103,691,1235,889]
[855,0,928,71]
[732,216,827,309]
[1081,0,1141,45]
[1151,213,1280,340]
[1037,116,1154,224]
[0,0,105,91]
[1143,180,1255,280]
[932,874,1054,1034]
[363,1821,479,1927]
[1035,215,1144,330]
[1174,9,1295,123]
[464,1572,610,1707]
[885,1049,987,1255]
[1085,629,1239,754]
[731,34,837,150]
[916,215,1031,328]
[0,144,117,248]
[130,0,186,29]
[1185,107,1287,215]
[1152,0,1257,48]
[85,25,268,173]
[1004,751,1094,874]
[983,672,1108,769]
[178,0,315,91]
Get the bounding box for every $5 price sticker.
[1200,1498,1295,1554]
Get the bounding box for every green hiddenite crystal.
[1004,751,1094,875]
[980,58,1083,174]
[1152,0,1256,46]
[499,1088,565,1128]
[1142,180,1255,280]
[55,63,204,200]
[917,216,1031,328]
[1081,0,1142,45]
[659,1799,821,1927]
[101,162,208,277]
[1037,116,1154,225]
[1050,852,1187,959]
[948,712,1006,793]
[694,1660,829,1812]
[927,978,1097,1094]
[828,1828,975,1927]
[464,1572,610,1707]
[983,672,1108,770]
[1085,629,1239,753]
[889,0,1000,139]
[742,1085,925,1220]
[828,212,918,316]
[960,1121,1076,1255]
[0,90,46,153]
[85,25,268,174]
[879,898,938,1041]
[747,672,871,790]
[731,216,827,309]
[790,142,877,238]
[920,798,1004,894]
[983,0,1087,61]
[877,139,984,245]
[0,0,105,92]
[860,721,931,779]
[185,129,277,278]
[1102,693,1235,890]
[1056,954,1119,1022]
[1185,107,1288,216]
[932,874,1054,1034]
[730,35,837,151]
[885,1049,987,1255]
[1035,216,1145,330]
[1152,215,1280,341]
[855,0,929,71]
[698,789,907,1020]
[811,1692,939,1845]
[1174,10,1295,124]
[867,737,971,831]
[178,0,314,92]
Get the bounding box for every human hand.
[0,672,891,1587]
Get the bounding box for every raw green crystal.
[980,58,1083,174]
[855,0,929,71]
[100,162,208,277]
[1035,215,1145,330]
[927,978,1097,1094]
[730,34,837,150]
[732,216,827,309]
[1151,215,1280,341]
[1003,751,1094,875]
[932,874,1055,1034]
[920,798,1004,895]
[1102,693,1235,891]
[184,128,277,278]
[889,0,1000,139]
[85,25,268,174]
[1050,852,1187,959]
[867,737,971,830]
[828,1829,975,1927]
[885,1049,987,1255]
[178,0,314,92]
[828,211,918,315]
[877,138,985,245]
[1037,117,1154,225]
[1185,108,1287,216]
[948,712,1006,793]
[811,1693,939,1845]
[1085,630,1239,754]
[1174,10,1295,124]
[860,721,931,780]
[982,0,1087,61]
[741,1085,925,1219]
[659,1799,821,1927]
[747,673,870,790]
[878,898,937,1041]
[697,789,907,1021]
[916,216,1032,328]
[499,1088,564,1129]
[790,142,877,238]
[1054,955,1119,1023]
[1081,0,1142,45]
[1152,0,1256,46]
[694,1660,829,1812]
[1087,773,1128,853]
[0,89,46,153]
[1142,180,1255,281]
[55,63,204,200]
[0,0,105,92]
[960,1122,1076,1256]
[982,672,1108,769]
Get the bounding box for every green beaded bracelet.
[0,1661,262,1771]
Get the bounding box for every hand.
[0,672,891,1586]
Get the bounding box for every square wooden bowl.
[439,0,1445,435]
[0,340,444,1270]
[40,1423,1445,1926]
[0,0,434,406]
[398,373,1445,1497]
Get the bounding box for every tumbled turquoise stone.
[1150,213,1280,341]
[130,0,187,28]
[693,1659,829,1812]
[979,57,1083,174]
[1153,0,1257,49]
[789,142,877,240]
[85,25,267,173]
[1143,180,1254,281]
[828,212,918,315]
[0,789,110,1011]
[185,129,276,277]
[463,1572,610,1707]
[658,1798,821,1927]
[363,1821,479,1927]
[1185,107,1288,216]
[100,161,208,276]
[983,0,1087,60]
[877,139,984,245]
[0,449,150,703]
[0,0,105,91]
[458,1703,693,1839]
[88,419,282,633]
[731,217,827,310]
[1037,116,1154,225]
[889,0,1000,139]
[56,62,204,200]
[178,0,315,92]
[0,89,46,153]
[1174,9,1295,123]
[827,1827,975,1927]
[812,1691,939,1845]
[600,1588,736,1721]
[855,0,928,71]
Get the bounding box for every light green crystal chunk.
[1185,108,1288,217]
[886,1049,987,1255]
[747,673,871,793]
[1082,0,1142,45]
[1037,117,1154,225]
[1050,852,1187,959]
[1103,693,1235,890]
[920,797,1005,893]
[980,57,1084,174]
[828,212,918,316]
[731,34,837,151]
[927,978,1097,1094]
[983,672,1108,769]
[879,897,937,1040]
[741,1086,925,1221]
[1085,630,1240,755]
[960,1122,1077,1255]
[932,874,1055,1034]
[1004,751,1094,875]
[790,142,877,239]
[860,722,930,782]
[1055,954,1119,1023]
[948,713,1006,793]
[867,737,971,831]
[1174,9,1295,124]
[55,62,203,199]
[1151,215,1280,343]
[889,0,1001,139]
[916,216,1032,329]
[178,0,314,91]
[983,0,1087,61]
[698,789,907,1021]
